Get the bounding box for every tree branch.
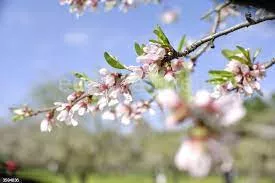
[264,58,275,69]
[12,93,92,118]
[178,15,275,57]
[191,1,230,62]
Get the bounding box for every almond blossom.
[13,108,31,118]
[54,102,79,126]
[60,0,158,15]
[175,137,233,177]
[163,59,184,81]
[137,43,166,64]
[71,100,95,116]
[161,9,179,24]
[192,90,245,126]
[157,89,245,127]
[88,68,133,110]
[40,112,55,132]
[224,61,265,95]
[157,89,190,126]
[175,138,212,177]
[157,89,182,109]
[115,100,155,125]
[67,91,84,102]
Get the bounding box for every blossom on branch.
[137,43,166,65]
[175,136,233,177]
[60,0,159,15]
[54,102,79,126]
[40,112,55,132]
[209,46,267,97]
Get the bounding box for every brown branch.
[264,58,275,69]
[177,14,275,57]
[27,93,91,117]
[191,1,230,62]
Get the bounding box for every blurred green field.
[17,169,272,183]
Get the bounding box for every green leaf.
[236,46,251,62]
[104,52,126,69]
[221,49,240,60]
[149,39,163,45]
[253,48,261,61]
[73,72,91,81]
[134,42,144,56]
[208,70,234,78]
[177,35,186,52]
[229,55,249,65]
[206,78,229,85]
[153,25,170,45]
[12,115,24,122]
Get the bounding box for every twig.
[264,58,275,69]
[26,93,91,117]
[177,15,275,57]
[191,1,230,62]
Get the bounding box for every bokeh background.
[0,0,275,182]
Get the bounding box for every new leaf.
[104,52,126,69]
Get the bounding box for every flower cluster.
[157,89,242,177]
[40,111,55,132]
[192,90,246,127]
[157,89,245,127]
[175,136,233,177]
[213,61,266,97]
[135,43,193,82]
[102,100,155,124]
[88,68,133,109]
[60,0,159,15]
[209,47,267,97]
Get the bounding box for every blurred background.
[0,0,275,182]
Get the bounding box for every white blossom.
[193,90,213,107]
[137,43,166,64]
[125,66,145,84]
[40,119,53,132]
[102,111,116,120]
[71,101,95,116]
[193,90,245,126]
[157,89,181,108]
[54,102,79,126]
[115,101,154,125]
[175,139,212,177]
[161,9,179,24]
[223,61,265,96]
[215,94,246,126]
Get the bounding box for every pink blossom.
[71,101,95,116]
[102,110,116,120]
[40,119,53,132]
[224,61,265,96]
[157,89,182,109]
[115,101,154,125]
[54,102,79,126]
[175,139,212,177]
[161,9,179,24]
[193,91,245,126]
[137,43,166,64]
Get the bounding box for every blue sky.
[0,0,275,120]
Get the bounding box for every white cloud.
[63,32,89,46]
